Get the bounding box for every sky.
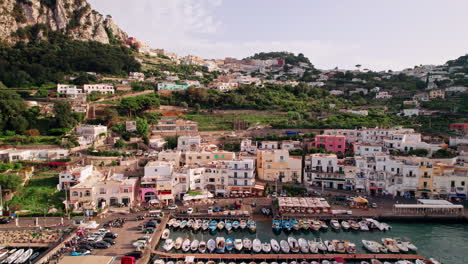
[88,0,468,71]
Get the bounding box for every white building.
[58,165,94,191]
[177,136,202,151]
[57,84,84,98]
[76,125,107,146]
[0,148,69,162]
[354,143,383,156]
[83,84,115,94]
[375,91,392,99]
[402,109,420,117]
[226,159,256,191]
[384,133,442,154]
[240,139,258,154]
[304,153,346,188]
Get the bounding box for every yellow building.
[256,149,302,183]
[417,166,434,198]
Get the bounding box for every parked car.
[93,241,111,249]
[78,245,93,251]
[0,218,11,224]
[103,238,116,245]
[104,232,118,239]
[371,203,377,208]
[166,205,178,210]
[186,208,193,214]
[125,251,143,259]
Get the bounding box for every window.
[234,172,238,178]
[123,189,129,193]
[85,190,91,196]
[245,164,249,169]
[451,181,455,188]
[100,188,105,194]
[244,172,248,178]
[462,181,465,186]
[154,169,158,172]
[72,191,78,197]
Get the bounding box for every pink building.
[312,135,346,153]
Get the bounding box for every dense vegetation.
[249,51,313,67]
[0,34,140,87]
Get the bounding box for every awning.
[253,184,265,190]
[369,187,377,190]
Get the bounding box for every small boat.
[362,240,380,253]
[288,237,300,253]
[253,239,262,253]
[232,220,240,229]
[302,220,311,230]
[361,262,370,264]
[240,220,247,229]
[234,239,243,251]
[209,220,218,232]
[199,241,207,253]
[163,239,174,251]
[283,220,292,231]
[173,220,181,229]
[262,242,271,253]
[225,238,234,251]
[13,249,33,264]
[162,229,170,240]
[206,261,215,264]
[344,240,356,254]
[4,249,24,264]
[381,238,399,253]
[429,259,441,264]
[394,238,409,252]
[193,220,202,231]
[330,220,341,231]
[404,240,418,251]
[225,221,233,232]
[168,218,176,227]
[280,240,290,253]
[248,220,257,232]
[187,219,194,228]
[272,219,282,232]
[218,221,225,230]
[29,252,39,262]
[321,261,330,264]
[180,220,188,229]
[333,240,345,253]
[182,238,191,252]
[349,220,360,231]
[167,261,174,264]
[317,238,327,252]
[174,237,183,250]
[320,221,328,230]
[381,222,391,231]
[298,238,309,253]
[216,237,226,253]
[191,239,199,252]
[358,220,369,231]
[291,219,300,231]
[243,238,252,251]
[371,260,383,264]
[324,240,335,252]
[271,239,280,253]
[0,250,8,262]
[207,239,216,252]
[196,261,203,264]
[154,259,165,264]
[308,240,318,253]
[202,220,209,231]
[341,220,350,230]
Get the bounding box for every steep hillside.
[0,0,127,44]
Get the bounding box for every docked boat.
[187,219,194,229]
[154,260,165,264]
[362,240,380,253]
[428,259,441,264]
[280,240,290,253]
[209,220,218,232]
[225,238,234,251]
[248,220,257,232]
[162,229,170,240]
[174,237,183,250]
[283,220,292,231]
[216,237,226,253]
[168,219,176,227]
[0,250,8,262]
[14,249,33,264]
[291,220,300,231]
[317,238,327,252]
[166,261,174,264]
[302,220,311,230]
[206,261,215,264]
[253,239,262,253]
[381,238,399,253]
[207,239,216,252]
[298,238,309,253]
[344,240,356,254]
[243,238,252,251]
[202,220,209,231]
[287,237,300,253]
[240,220,247,229]
[225,221,233,232]
[262,242,271,253]
[330,220,341,231]
[341,220,350,230]
[180,220,188,229]
[191,240,199,252]
[333,240,345,253]
[394,238,409,252]
[199,241,207,253]
[324,240,335,252]
[173,220,181,229]
[3,249,24,264]
[358,220,369,231]
[371,260,383,264]
[271,239,280,253]
[234,239,243,251]
[217,221,225,230]
[182,238,191,252]
[272,219,282,232]
[193,220,202,231]
[29,252,39,262]
[320,221,328,230]
[308,239,318,253]
[403,239,418,251]
[349,220,360,231]
[311,220,321,231]
[321,261,330,264]
[232,220,240,229]
[163,239,174,251]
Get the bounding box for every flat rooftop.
[58,256,115,264]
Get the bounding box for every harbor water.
[157,219,468,264]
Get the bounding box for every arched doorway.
[98,198,106,208]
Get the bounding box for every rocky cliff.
[0,0,128,44]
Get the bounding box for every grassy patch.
[0,136,60,145]
[184,112,289,131]
[9,173,64,213]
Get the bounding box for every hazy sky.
[88,0,468,71]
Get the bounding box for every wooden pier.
[152,251,426,261]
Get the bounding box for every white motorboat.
[308,240,318,253]
[240,220,247,229]
[154,260,165,264]
[298,238,309,253]
[371,260,383,264]
[405,240,418,251]
[262,243,271,253]
[362,240,380,253]
[234,239,243,251]
[280,240,290,253]
[333,240,345,253]
[243,238,252,251]
[162,229,170,240]
[381,238,399,253]
[253,239,262,253]
[4,249,24,264]
[163,239,174,251]
[287,237,300,253]
[29,252,39,262]
[216,237,226,253]
[193,220,202,231]
[324,240,335,252]
[414,260,425,264]
[270,239,280,253]
[167,218,176,227]
[172,220,180,229]
[317,238,327,252]
[198,241,207,253]
[341,220,350,230]
[197,262,204,264]
[182,238,191,252]
[330,220,341,230]
[13,249,33,264]
[394,238,409,252]
[358,220,369,231]
[321,261,330,264]
[0,250,9,262]
[207,239,216,252]
[190,240,199,252]
[174,237,183,250]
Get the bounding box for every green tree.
[0,174,22,192]
[54,101,77,129]
[136,118,149,138]
[114,139,126,149]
